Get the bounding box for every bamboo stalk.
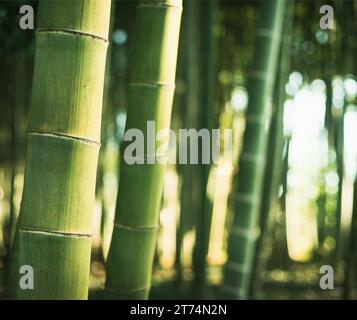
[175,0,200,285]
[250,0,294,297]
[222,0,286,299]
[192,0,219,296]
[173,0,190,281]
[105,0,183,299]
[15,0,111,299]
[334,0,354,267]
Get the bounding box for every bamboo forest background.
[1,0,357,300]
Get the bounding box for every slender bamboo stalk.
[334,0,354,266]
[222,0,286,299]
[174,50,187,283]
[249,44,282,298]
[98,0,116,263]
[192,0,219,296]
[15,0,111,299]
[250,0,294,297]
[333,113,344,264]
[105,0,183,299]
[176,0,199,283]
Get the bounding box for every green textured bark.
[250,0,294,297]
[105,0,182,299]
[14,0,112,300]
[222,0,286,299]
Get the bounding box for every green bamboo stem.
[173,0,189,281]
[175,0,200,284]
[249,0,294,297]
[334,0,354,267]
[249,57,283,298]
[105,0,183,300]
[15,0,111,299]
[192,0,219,296]
[98,0,116,263]
[333,78,344,267]
[222,0,286,299]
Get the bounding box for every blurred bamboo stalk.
[334,0,354,267]
[222,0,286,299]
[250,0,295,298]
[192,0,219,297]
[176,0,200,283]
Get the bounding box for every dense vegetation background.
[0,0,357,300]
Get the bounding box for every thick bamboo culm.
[222,0,286,299]
[105,0,183,299]
[16,0,112,299]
